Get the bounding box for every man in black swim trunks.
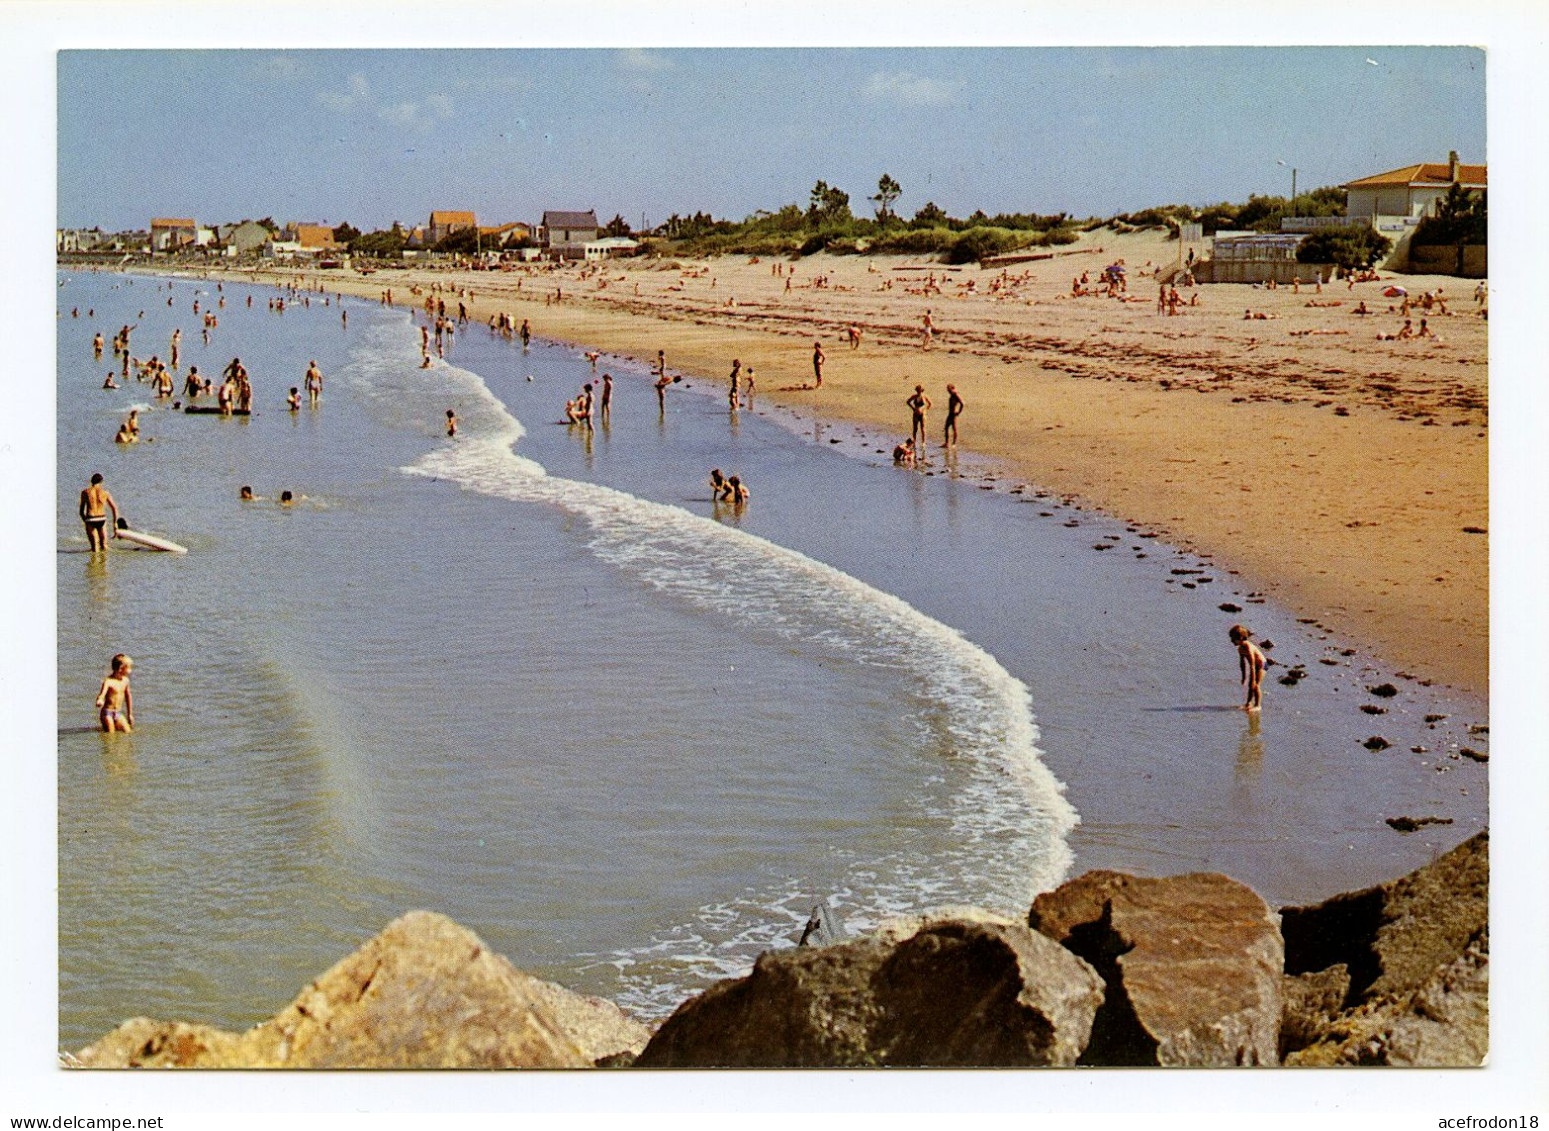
[79,472,121,552]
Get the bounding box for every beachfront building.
[428,210,477,245]
[290,224,343,256]
[584,236,640,261]
[1200,231,1322,285]
[261,240,303,261]
[217,220,272,257]
[1343,152,1486,222]
[541,210,599,259]
[479,222,531,248]
[57,228,105,253]
[1343,152,1486,270]
[150,218,198,254]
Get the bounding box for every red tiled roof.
[430,211,477,226]
[294,224,340,248]
[1344,163,1487,189]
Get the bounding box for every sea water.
[56,270,1486,1049]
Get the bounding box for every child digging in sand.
[1229,624,1266,712]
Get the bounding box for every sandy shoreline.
[175,228,1487,697]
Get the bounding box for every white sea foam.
[348,320,1080,1017]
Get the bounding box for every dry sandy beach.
[217,226,1487,696]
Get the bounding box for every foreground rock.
[1279,831,1488,1065]
[1028,872,1283,1065]
[73,912,648,1068]
[635,911,1103,1067]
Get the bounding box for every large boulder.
[1028,871,1283,1066]
[1280,831,1487,1003]
[72,912,648,1068]
[1279,832,1488,1064]
[635,912,1104,1067]
[1283,929,1488,1066]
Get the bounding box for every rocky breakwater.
[70,911,650,1069]
[72,834,1487,1069]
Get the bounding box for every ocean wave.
[345,318,1078,1015]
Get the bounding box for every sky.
[58,46,1486,233]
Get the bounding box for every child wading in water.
[1229,624,1266,712]
[95,654,134,732]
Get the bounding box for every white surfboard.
[116,526,188,554]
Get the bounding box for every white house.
[1343,152,1486,222]
[541,210,599,258]
[584,236,640,261]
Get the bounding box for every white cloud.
[862,71,965,106]
[318,72,370,113]
[318,75,455,133]
[619,48,673,73]
[377,101,423,129]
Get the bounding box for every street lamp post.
[1278,160,1298,215]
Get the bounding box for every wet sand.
[199,228,1488,696]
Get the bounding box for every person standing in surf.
[305,361,323,406]
[78,473,120,552]
[943,384,964,448]
[600,373,613,422]
[812,340,825,387]
[520,319,532,350]
[1229,624,1266,712]
[906,384,931,448]
[95,654,134,733]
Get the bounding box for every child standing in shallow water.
[1229,625,1266,712]
[95,654,134,732]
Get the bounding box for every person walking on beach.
[943,384,963,447]
[728,359,742,409]
[812,341,825,387]
[79,473,120,552]
[95,654,134,733]
[906,384,931,447]
[1229,624,1266,713]
[520,319,532,350]
[921,309,935,350]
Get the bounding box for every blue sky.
[58,46,1484,233]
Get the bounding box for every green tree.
[807,181,852,227]
[869,173,902,222]
[604,213,631,237]
[1415,183,1486,245]
[350,225,406,257]
[911,201,951,228]
[1296,225,1392,270]
[333,222,361,244]
[432,227,481,254]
